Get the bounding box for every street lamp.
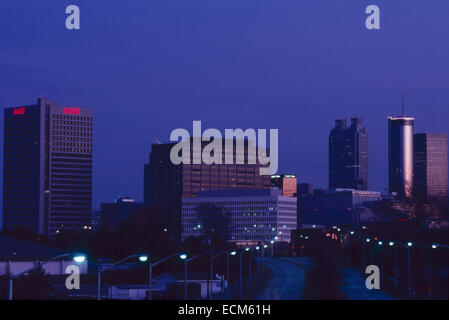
[397,242,413,297]
[180,251,209,300]
[147,253,180,300]
[8,253,86,300]
[209,251,229,300]
[139,255,149,262]
[227,249,246,300]
[97,254,147,300]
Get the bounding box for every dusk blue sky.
[1,0,448,210]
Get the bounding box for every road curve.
[255,257,314,300]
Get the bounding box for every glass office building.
[3,97,93,236]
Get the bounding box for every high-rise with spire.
[388,91,414,198]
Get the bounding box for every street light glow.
[378,241,383,246]
[138,255,148,262]
[73,255,86,263]
[350,231,354,235]
[179,254,187,260]
[366,238,370,242]
[407,242,413,247]
[230,251,237,256]
[389,242,394,246]
[245,247,250,251]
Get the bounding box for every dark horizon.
[1,0,448,211]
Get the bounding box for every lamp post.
[389,241,398,296]
[239,250,243,300]
[394,242,413,298]
[255,246,260,279]
[209,251,228,300]
[377,241,384,288]
[362,238,370,270]
[261,244,268,276]
[147,253,179,300]
[8,253,86,300]
[245,248,252,290]
[431,244,449,299]
[180,251,209,300]
[97,254,148,300]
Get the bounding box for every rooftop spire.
[401,89,405,116]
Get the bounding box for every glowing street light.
[138,255,149,262]
[9,252,87,300]
[73,255,86,263]
[181,251,210,300]
[97,254,148,300]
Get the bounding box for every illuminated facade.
[270,174,297,197]
[413,133,448,200]
[182,188,297,244]
[145,140,271,240]
[3,97,93,236]
[388,116,414,198]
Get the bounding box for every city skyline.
[1,96,448,212]
[1,0,448,210]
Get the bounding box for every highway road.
[255,257,314,300]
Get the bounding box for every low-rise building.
[182,188,297,245]
[0,235,88,276]
[300,188,382,226]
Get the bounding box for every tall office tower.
[413,133,448,201]
[144,139,271,240]
[3,97,93,236]
[270,174,297,197]
[388,116,414,198]
[329,117,369,190]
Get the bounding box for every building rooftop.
[0,235,67,261]
[195,188,283,198]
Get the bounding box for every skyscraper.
[3,97,93,236]
[388,116,414,198]
[413,133,448,201]
[144,139,271,240]
[329,117,369,190]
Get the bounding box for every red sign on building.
[13,107,26,115]
[63,107,80,115]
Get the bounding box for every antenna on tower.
[401,89,405,117]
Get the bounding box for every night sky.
[0,0,448,212]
